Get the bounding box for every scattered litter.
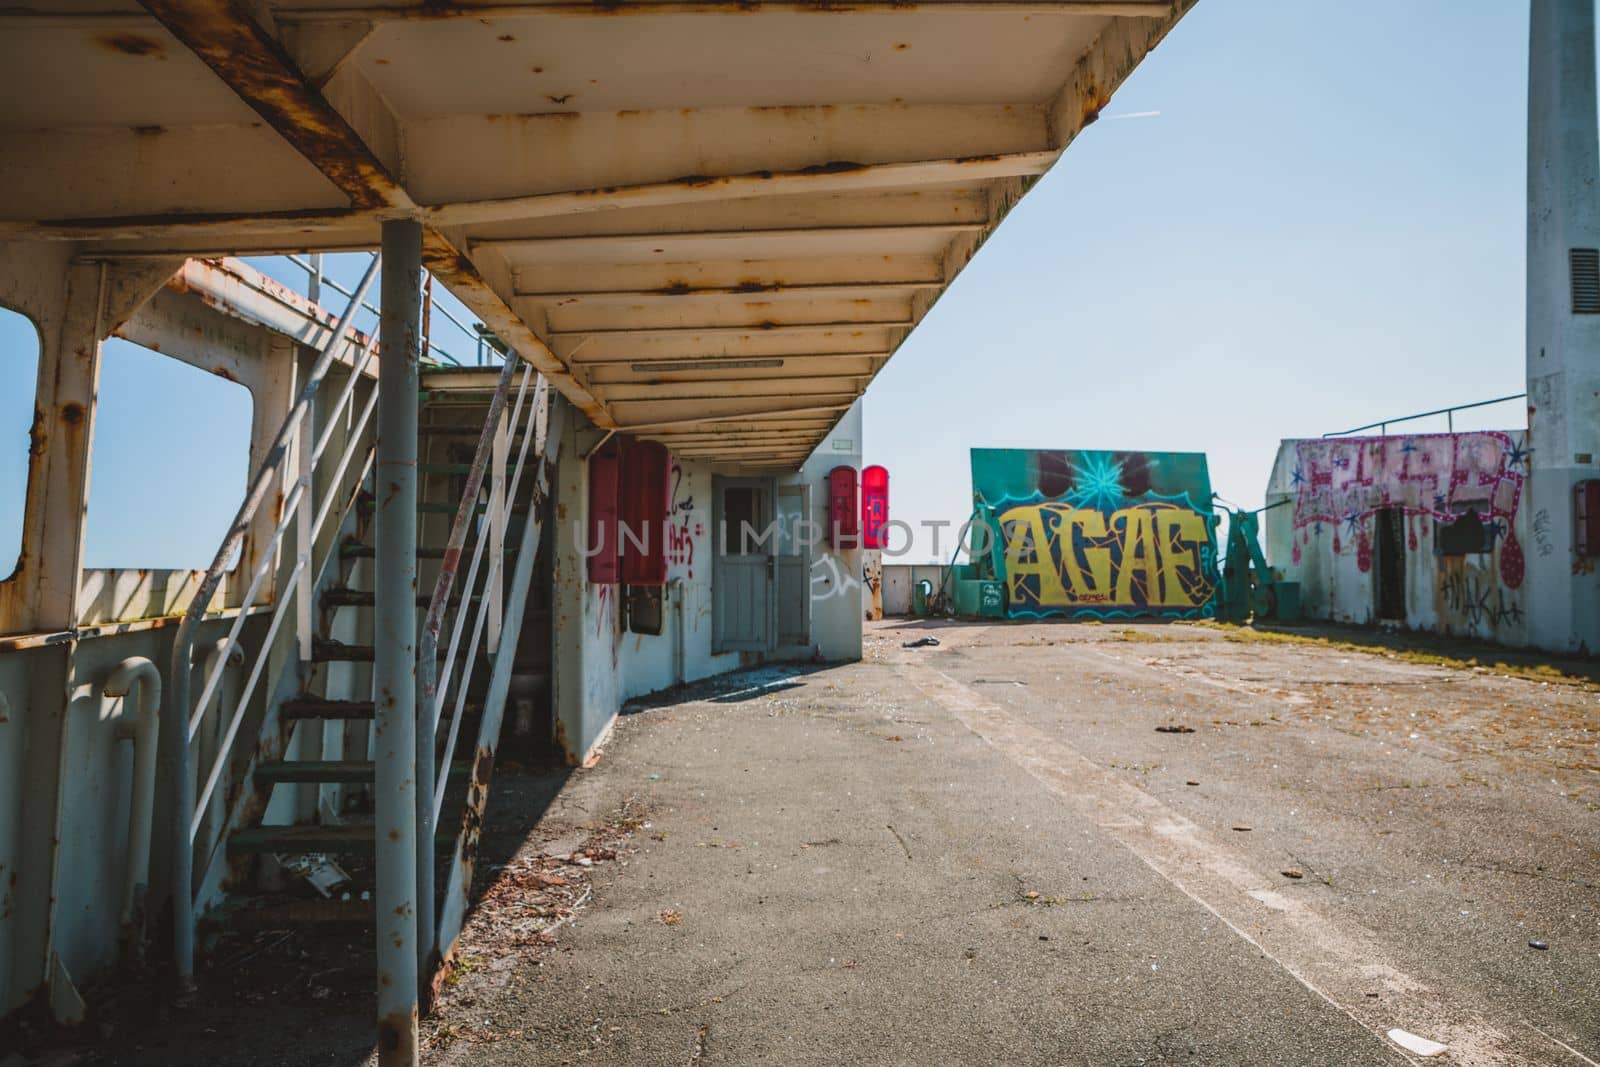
[1387,1028,1449,1057]
[885,735,904,742]
[1155,725,1195,734]
[902,637,941,649]
[279,853,350,898]
[1185,780,1200,787]
[573,855,594,867]
[647,774,660,781]
[657,910,682,926]
[973,678,1027,686]
[1280,868,1304,879]
[1529,939,1549,951]
[1023,891,1041,900]
[1231,824,1253,832]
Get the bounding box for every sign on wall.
[971,449,1219,620]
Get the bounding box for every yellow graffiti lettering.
[1112,508,1161,605]
[1000,506,1068,606]
[998,502,1214,613]
[1157,509,1209,606]
[1063,510,1112,599]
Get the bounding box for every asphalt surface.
[424,620,1600,1066]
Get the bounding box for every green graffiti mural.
[970,449,1219,620]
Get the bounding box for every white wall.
[1264,433,1537,648]
[552,402,866,765]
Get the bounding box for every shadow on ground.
[35,752,574,1067]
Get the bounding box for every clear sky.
[863,0,1532,562]
[0,1,1541,573]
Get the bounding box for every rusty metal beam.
[617,401,852,433]
[135,0,411,211]
[421,235,613,426]
[428,152,1057,229]
[270,1,1172,21]
[131,0,611,427]
[545,318,914,338]
[0,206,379,244]
[576,348,883,367]
[515,279,943,300]
[473,221,985,254]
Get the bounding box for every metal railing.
[164,254,383,986]
[1322,393,1527,438]
[414,353,547,964]
[286,253,501,367]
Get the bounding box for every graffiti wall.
[971,449,1219,620]
[1264,431,1532,644]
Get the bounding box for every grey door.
[776,483,811,646]
[713,477,775,652]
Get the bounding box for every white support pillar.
[1526,0,1600,653]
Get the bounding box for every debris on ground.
[902,637,941,648]
[658,909,683,926]
[277,853,350,898]
[1185,780,1200,786]
[1529,939,1550,951]
[1231,824,1253,832]
[423,798,646,1051]
[1155,725,1196,734]
[1387,1028,1449,1057]
[1280,868,1304,879]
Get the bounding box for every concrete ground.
[420,619,1600,1067]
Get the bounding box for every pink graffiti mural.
[1291,432,1527,587]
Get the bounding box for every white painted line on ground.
[902,663,1577,1067]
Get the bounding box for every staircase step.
[256,760,471,785]
[418,501,528,516]
[282,698,485,721]
[418,462,518,476]
[282,698,374,720]
[322,587,480,609]
[311,639,374,663]
[211,897,375,930]
[227,822,457,857]
[342,541,521,561]
[311,638,458,662]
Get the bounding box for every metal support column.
[375,220,422,1065]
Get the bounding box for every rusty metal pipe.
[164,253,379,990]
[375,220,421,1065]
[102,658,161,938]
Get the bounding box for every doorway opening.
[1373,508,1406,623]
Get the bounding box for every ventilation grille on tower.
[1571,248,1600,314]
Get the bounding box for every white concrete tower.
[1527,0,1600,653]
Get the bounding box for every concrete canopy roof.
[0,0,1193,466]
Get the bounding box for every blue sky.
[863,0,1532,560]
[0,1,1539,572]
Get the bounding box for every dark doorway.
[1373,508,1406,622]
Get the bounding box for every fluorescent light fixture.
[631,358,785,373]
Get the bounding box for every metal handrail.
[1322,393,1527,438]
[285,253,491,367]
[164,254,380,987]
[414,355,519,937]
[414,357,541,965]
[434,369,543,824]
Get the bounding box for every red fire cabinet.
[828,465,859,548]
[587,438,622,583]
[1577,480,1600,557]
[621,438,671,585]
[862,464,889,549]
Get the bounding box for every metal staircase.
[164,254,563,993]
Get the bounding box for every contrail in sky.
[1107,110,1162,120]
